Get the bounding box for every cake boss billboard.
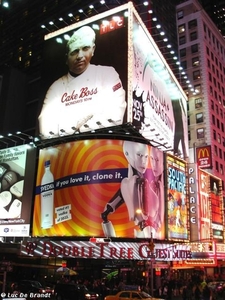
[38,5,129,139]
[32,139,166,239]
[0,145,37,236]
[38,2,188,157]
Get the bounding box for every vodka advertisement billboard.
[0,145,36,236]
[33,139,166,239]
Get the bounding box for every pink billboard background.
[33,139,165,239]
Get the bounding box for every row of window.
[177,11,225,57]
[215,160,224,175]
[211,101,225,118]
[214,146,225,174]
[212,115,225,133]
[203,22,224,57]
[179,31,198,45]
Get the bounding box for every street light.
[147,232,155,296]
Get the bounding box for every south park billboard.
[32,139,166,239]
[38,2,188,156]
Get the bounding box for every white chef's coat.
[39,64,126,139]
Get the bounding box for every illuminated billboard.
[166,154,188,240]
[0,145,37,236]
[38,6,128,139]
[188,163,199,241]
[132,12,188,156]
[38,2,188,157]
[196,145,212,169]
[210,175,224,242]
[198,169,211,241]
[33,139,165,239]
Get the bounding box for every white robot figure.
[101,140,164,238]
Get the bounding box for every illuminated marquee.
[21,240,192,261]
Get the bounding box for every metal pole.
[147,232,155,297]
[150,232,154,296]
[151,258,153,296]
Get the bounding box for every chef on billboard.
[38,26,126,139]
[101,141,164,239]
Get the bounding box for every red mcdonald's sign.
[196,145,212,169]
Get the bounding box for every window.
[188,130,191,141]
[193,70,201,80]
[212,115,215,125]
[210,86,213,95]
[188,19,197,29]
[196,113,203,123]
[179,36,186,45]
[178,24,185,33]
[194,84,201,94]
[190,31,198,41]
[191,44,198,53]
[132,293,141,299]
[213,129,216,140]
[197,128,204,139]
[217,119,220,129]
[177,10,184,19]
[218,133,221,143]
[192,57,200,67]
[120,292,130,298]
[209,72,212,82]
[180,48,186,57]
[214,145,218,155]
[195,98,202,109]
[181,61,187,69]
[207,59,210,68]
[215,161,219,172]
[203,23,207,33]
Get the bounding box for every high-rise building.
[176,0,225,185]
[199,0,225,38]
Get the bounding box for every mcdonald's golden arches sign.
[196,145,212,169]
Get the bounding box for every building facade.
[176,0,225,186]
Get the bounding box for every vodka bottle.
[41,160,54,228]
